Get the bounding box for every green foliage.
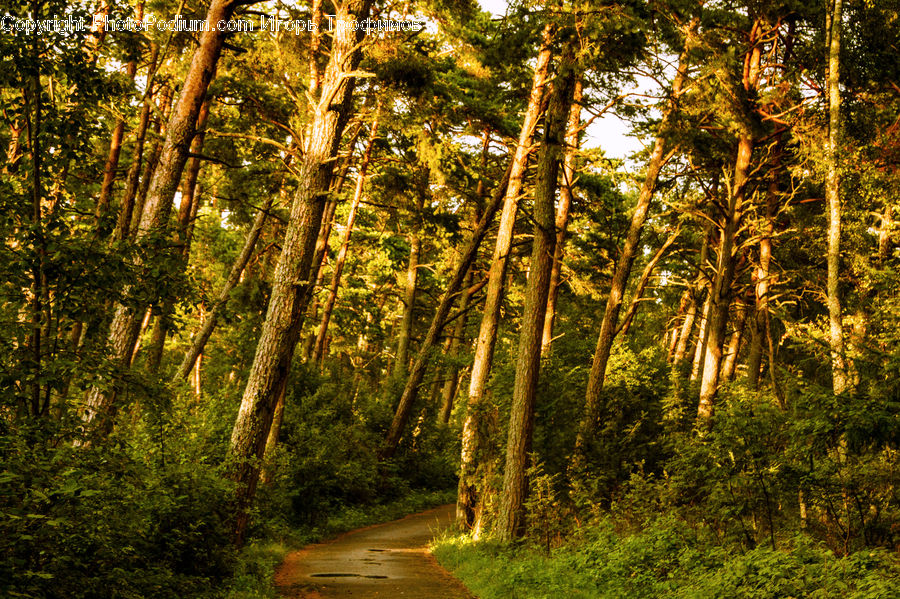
[435,517,900,599]
[249,371,458,538]
[572,344,670,505]
[0,422,236,599]
[223,541,290,599]
[1,364,459,598]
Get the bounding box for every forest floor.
[274,504,474,598]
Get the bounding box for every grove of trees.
[3,0,900,595]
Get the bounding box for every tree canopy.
[3,0,900,596]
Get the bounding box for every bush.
[434,516,900,599]
[0,422,236,599]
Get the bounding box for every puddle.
[310,573,388,579]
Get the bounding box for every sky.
[474,0,650,162]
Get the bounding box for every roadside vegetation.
[4,0,900,596]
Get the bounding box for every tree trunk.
[721,292,749,382]
[301,198,338,360]
[174,196,273,381]
[496,49,576,542]
[825,0,848,395]
[575,37,690,453]
[24,37,45,417]
[113,44,159,242]
[227,0,371,546]
[177,95,213,251]
[668,290,692,362]
[697,22,762,422]
[438,131,491,424]
[130,86,173,239]
[394,195,424,377]
[541,79,582,356]
[437,267,473,425]
[457,24,554,530]
[617,225,681,338]
[878,204,892,265]
[95,51,140,229]
[690,291,712,382]
[747,143,782,388]
[80,0,242,440]
[672,224,711,368]
[380,163,515,461]
[313,111,380,368]
[300,131,359,362]
[260,377,288,485]
[146,95,214,375]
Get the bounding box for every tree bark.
[312,111,380,368]
[260,377,288,485]
[720,292,749,382]
[825,0,848,395]
[438,131,491,424]
[227,0,371,546]
[673,224,712,368]
[301,129,359,362]
[437,267,473,425]
[668,290,692,362]
[496,48,576,542]
[697,22,762,422]
[747,143,782,387]
[394,195,424,377]
[176,95,213,251]
[130,86,174,239]
[456,24,554,530]
[80,0,242,440]
[146,95,214,375]
[690,291,712,381]
[113,44,159,242]
[380,162,514,461]
[541,79,582,356]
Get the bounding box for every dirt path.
[275,504,474,598]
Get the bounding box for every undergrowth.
[433,516,900,599]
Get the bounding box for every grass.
[432,517,900,599]
[433,535,602,599]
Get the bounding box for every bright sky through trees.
[477,0,647,160]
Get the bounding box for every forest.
[3,0,900,596]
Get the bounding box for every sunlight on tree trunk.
[497,43,577,541]
[228,0,372,545]
[457,23,555,530]
[825,0,848,395]
[697,22,762,422]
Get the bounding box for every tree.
[825,0,848,395]
[541,79,582,356]
[312,108,381,369]
[228,0,372,544]
[80,0,248,440]
[456,21,554,531]
[496,38,577,541]
[575,22,693,452]
[697,19,763,422]
[380,162,514,460]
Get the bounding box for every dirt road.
[275,504,473,598]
